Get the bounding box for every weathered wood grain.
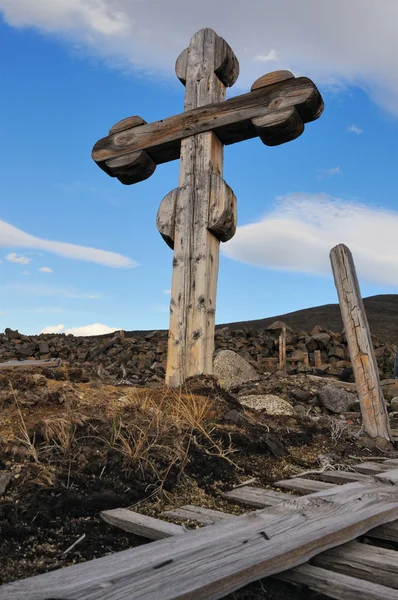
[251,70,294,91]
[314,541,398,590]
[275,477,335,494]
[330,244,392,441]
[92,76,324,179]
[104,149,156,185]
[164,505,235,525]
[352,461,393,475]
[156,188,178,248]
[314,471,372,485]
[278,325,286,374]
[223,487,293,508]
[109,115,147,135]
[208,173,237,242]
[3,479,398,600]
[280,563,398,600]
[165,28,225,386]
[368,519,398,542]
[101,508,182,539]
[252,107,304,146]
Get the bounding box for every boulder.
[312,333,331,350]
[318,384,359,414]
[238,394,294,415]
[390,397,398,412]
[381,380,398,401]
[213,350,261,390]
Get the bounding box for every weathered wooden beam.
[165,29,234,386]
[314,471,372,485]
[92,76,323,182]
[330,244,392,441]
[164,505,235,525]
[274,477,335,494]
[313,541,398,590]
[223,487,293,508]
[280,563,398,600]
[3,478,398,600]
[101,508,182,539]
[278,325,286,374]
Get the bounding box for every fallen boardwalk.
[2,471,398,600]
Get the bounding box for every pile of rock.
[0,321,395,385]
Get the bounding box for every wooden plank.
[314,541,398,590]
[315,471,372,485]
[279,563,398,600]
[352,461,393,475]
[376,469,398,485]
[5,479,398,600]
[330,244,392,441]
[101,509,183,540]
[368,519,398,542]
[92,77,323,174]
[275,477,335,493]
[223,487,293,508]
[383,459,398,467]
[165,29,228,386]
[164,506,235,525]
[278,325,286,374]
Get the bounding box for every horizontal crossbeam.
[92,76,323,184]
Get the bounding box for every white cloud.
[6,252,32,264]
[40,322,120,336]
[41,324,65,334]
[0,1,397,115]
[0,219,136,268]
[162,289,171,295]
[253,50,278,63]
[2,283,100,299]
[317,166,342,179]
[222,193,398,287]
[347,124,364,135]
[39,266,53,273]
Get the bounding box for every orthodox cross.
[92,28,324,387]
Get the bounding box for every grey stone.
[381,380,398,401]
[318,384,359,414]
[239,394,294,415]
[313,333,331,350]
[390,397,398,412]
[213,350,260,390]
[0,472,12,496]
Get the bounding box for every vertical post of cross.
[330,243,392,441]
[158,29,239,387]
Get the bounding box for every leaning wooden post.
[279,325,286,374]
[330,244,392,441]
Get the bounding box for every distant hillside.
[221,295,398,344]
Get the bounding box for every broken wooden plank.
[315,471,372,485]
[279,563,398,600]
[314,540,398,590]
[223,487,293,508]
[4,478,398,600]
[101,508,182,540]
[330,244,392,441]
[164,505,235,525]
[352,461,394,475]
[0,358,62,369]
[275,477,335,494]
[368,519,398,542]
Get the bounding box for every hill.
[221,294,398,344]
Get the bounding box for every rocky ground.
[1,323,398,599]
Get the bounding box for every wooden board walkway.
[2,461,398,599]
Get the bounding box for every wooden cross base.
[92,28,324,387]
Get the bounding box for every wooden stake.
[330,244,392,441]
[279,325,286,374]
[314,350,322,368]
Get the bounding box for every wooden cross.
[92,28,324,387]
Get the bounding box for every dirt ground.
[0,367,391,599]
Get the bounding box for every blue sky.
[1,1,397,336]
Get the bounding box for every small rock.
[318,385,359,414]
[294,404,307,416]
[381,380,398,401]
[238,394,294,415]
[390,397,398,412]
[0,472,12,496]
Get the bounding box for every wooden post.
[330,244,392,441]
[279,325,286,374]
[303,352,309,368]
[314,350,322,368]
[164,29,238,387]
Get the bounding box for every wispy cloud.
[38,267,53,273]
[0,219,136,268]
[317,166,342,179]
[347,124,364,134]
[21,270,30,276]
[162,289,171,295]
[2,283,100,299]
[41,323,120,336]
[253,49,278,63]
[6,252,31,264]
[222,193,398,287]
